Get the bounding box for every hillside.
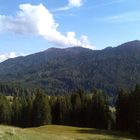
[0,40,140,95]
[0,125,137,140]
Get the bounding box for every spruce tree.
[131,85,140,137]
[71,92,82,126]
[32,90,51,126]
[90,90,110,129]
[0,94,11,124]
[11,96,22,126]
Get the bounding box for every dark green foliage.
[20,96,33,127]
[32,90,51,126]
[2,83,140,139]
[0,83,34,96]
[50,89,111,129]
[0,41,140,95]
[116,89,130,131]
[78,90,91,127]
[90,90,110,129]
[0,94,11,124]
[11,96,22,126]
[130,85,140,137]
[10,90,52,127]
[71,92,82,126]
[7,87,113,130]
[51,96,72,125]
[116,85,140,138]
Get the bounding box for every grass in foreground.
[0,125,137,140]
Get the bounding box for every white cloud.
[0,52,17,62]
[69,0,83,7]
[0,3,93,49]
[54,0,84,11]
[69,0,82,7]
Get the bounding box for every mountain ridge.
[0,40,140,95]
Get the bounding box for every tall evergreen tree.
[11,96,22,126]
[32,90,51,126]
[71,92,82,126]
[116,89,130,131]
[131,85,140,137]
[0,94,11,124]
[90,90,110,129]
[20,95,33,127]
[116,85,140,138]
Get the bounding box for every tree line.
[0,84,140,138]
[116,85,140,138]
[0,88,112,129]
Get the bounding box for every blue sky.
[0,0,140,61]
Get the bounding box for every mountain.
[0,40,140,95]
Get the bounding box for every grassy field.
[0,125,137,140]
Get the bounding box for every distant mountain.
[0,40,140,95]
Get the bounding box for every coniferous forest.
[0,84,140,138]
[0,41,140,96]
[0,0,140,139]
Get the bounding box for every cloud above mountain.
[0,3,93,49]
[69,0,83,7]
[55,0,84,11]
[0,52,17,62]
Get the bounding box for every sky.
[0,0,140,62]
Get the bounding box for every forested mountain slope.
[0,40,140,95]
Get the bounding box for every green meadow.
[0,125,137,140]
